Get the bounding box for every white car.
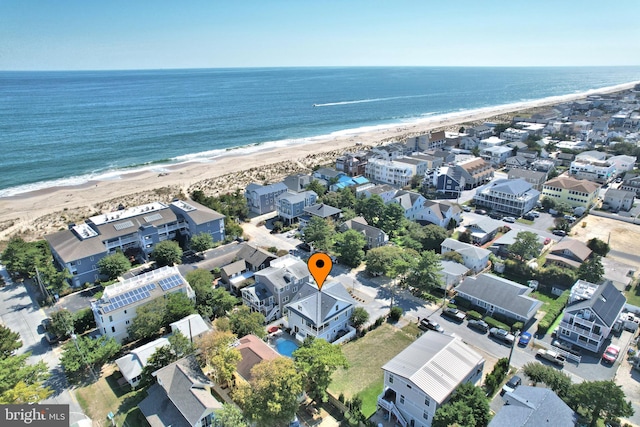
[502,216,516,223]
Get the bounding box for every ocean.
[1,66,639,197]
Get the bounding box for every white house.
[378,333,484,427]
[365,158,415,187]
[390,190,428,220]
[414,201,462,228]
[569,158,616,183]
[115,337,170,388]
[285,281,356,344]
[481,146,513,166]
[608,155,637,175]
[473,179,540,216]
[440,238,491,273]
[604,188,636,212]
[91,266,195,343]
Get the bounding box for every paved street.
[0,266,86,424]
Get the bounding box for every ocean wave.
[313,94,433,107]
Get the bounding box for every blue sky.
[1,0,639,70]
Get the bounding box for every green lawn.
[624,280,640,306]
[329,323,416,416]
[516,218,534,225]
[530,291,557,312]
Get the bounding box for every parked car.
[419,318,444,333]
[602,345,621,364]
[502,375,522,394]
[530,211,540,218]
[518,332,532,347]
[41,317,53,331]
[551,339,581,356]
[44,331,59,344]
[536,349,566,367]
[543,237,551,245]
[467,319,490,333]
[563,215,577,222]
[488,212,503,220]
[552,229,567,236]
[441,307,467,323]
[523,213,536,220]
[475,209,487,215]
[462,205,472,212]
[490,327,515,345]
[502,216,516,223]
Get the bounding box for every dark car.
[488,212,503,219]
[467,319,489,333]
[419,318,444,333]
[441,307,467,322]
[462,206,472,212]
[523,213,536,220]
[41,317,53,331]
[552,229,567,236]
[44,331,59,344]
[474,209,487,215]
[502,375,522,394]
[518,332,532,347]
[296,242,311,252]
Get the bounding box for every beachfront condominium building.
[245,182,289,214]
[473,178,540,216]
[378,332,484,427]
[45,200,225,287]
[364,158,415,187]
[91,266,195,343]
[276,190,317,225]
[569,158,616,183]
[455,157,494,189]
[541,176,600,209]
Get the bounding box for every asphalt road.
[0,266,86,423]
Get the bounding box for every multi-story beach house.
[545,239,592,270]
[364,158,415,187]
[434,166,465,197]
[507,169,548,191]
[340,217,389,249]
[335,153,368,176]
[116,337,170,388]
[275,190,317,225]
[604,188,636,212]
[241,255,310,323]
[440,238,491,273]
[357,183,398,203]
[620,174,640,197]
[285,281,356,344]
[414,201,462,228]
[556,280,626,352]
[473,179,540,217]
[569,158,616,183]
[608,155,637,176]
[91,266,195,343]
[455,157,494,190]
[500,128,530,142]
[389,190,428,220]
[45,200,225,287]
[478,136,506,149]
[245,182,289,214]
[480,146,513,166]
[541,176,600,209]
[404,130,447,151]
[378,332,484,427]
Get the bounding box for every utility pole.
[508,330,520,369]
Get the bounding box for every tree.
[237,358,304,427]
[128,298,168,340]
[0,324,22,359]
[197,330,241,387]
[442,251,464,264]
[186,269,216,318]
[379,203,406,237]
[509,231,541,260]
[97,252,132,280]
[1,237,51,279]
[458,229,472,243]
[0,354,51,404]
[541,197,556,211]
[334,229,366,267]
[350,307,369,331]
[228,306,266,338]
[337,187,357,209]
[577,255,604,283]
[151,240,183,267]
[293,339,349,403]
[211,287,240,318]
[523,362,572,398]
[555,201,573,214]
[433,383,490,427]
[165,291,196,326]
[587,237,610,256]
[567,380,633,427]
[215,404,248,427]
[50,309,75,338]
[139,332,196,387]
[305,180,326,197]
[365,245,408,276]
[405,250,443,293]
[357,195,385,227]
[60,335,120,381]
[191,232,215,253]
[302,216,335,252]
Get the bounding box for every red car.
[602,345,621,364]
[543,237,551,245]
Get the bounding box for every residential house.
[236,242,278,271]
[530,159,556,172]
[358,184,398,203]
[459,136,480,150]
[411,153,444,171]
[454,274,543,325]
[282,174,312,192]
[170,314,211,341]
[394,156,430,178]
[604,188,636,212]
[91,266,195,343]
[116,337,170,388]
[364,158,415,187]
[241,255,310,323]
[441,238,491,273]
[620,173,640,197]
[507,169,547,191]
[456,158,494,189]
[569,158,616,183]
[473,179,540,217]
[276,190,318,225]
[505,155,528,170]
[45,200,225,287]
[434,166,465,197]
[545,239,592,269]
[285,281,356,344]
[489,229,543,258]
[299,203,342,228]
[489,386,577,427]
[405,130,447,151]
[234,334,280,385]
[479,136,506,149]
[138,356,222,427]
[608,155,637,175]
[378,332,484,427]
[371,144,406,160]
[467,125,493,139]
[340,217,389,249]
[425,149,456,165]
[556,280,626,352]
[415,201,462,228]
[439,261,470,289]
[220,243,278,294]
[464,218,503,245]
[313,167,346,183]
[481,146,513,166]
[330,175,369,192]
[335,153,367,176]
[245,182,289,214]
[555,152,575,167]
[500,128,530,142]
[541,176,600,209]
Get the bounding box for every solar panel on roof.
[159,274,183,291]
[113,220,135,231]
[144,213,163,223]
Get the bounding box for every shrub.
[73,308,96,334]
[447,303,457,309]
[512,321,524,332]
[374,316,385,327]
[483,357,510,396]
[536,290,570,335]
[484,316,510,331]
[388,306,403,322]
[453,297,472,310]
[467,310,483,321]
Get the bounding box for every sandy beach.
[1,80,638,242]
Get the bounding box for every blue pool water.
[275,337,300,358]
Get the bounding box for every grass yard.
[530,291,557,312]
[75,364,148,427]
[624,279,640,307]
[329,323,417,417]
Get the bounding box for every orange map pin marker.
[307,253,333,291]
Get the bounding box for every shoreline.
[1,79,638,241]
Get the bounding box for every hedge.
[484,316,510,331]
[483,357,510,396]
[467,310,483,321]
[536,290,570,335]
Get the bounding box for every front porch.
[376,388,408,427]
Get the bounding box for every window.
[389,375,394,384]
[109,315,113,322]
[425,397,430,406]
[111,326,115,333]
[423,412,429,421]
[126,320,130,325]
[400,395,405,405]
[283,296,289,303]
[293,286,298,292]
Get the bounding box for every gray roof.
[392,190,423,210]
[605,188,636,200]
[550,239,592,261]
[342,217,387,241]
[467,217,503,234]
[566,281,626,327]
[366,184,396,195]
[92,206,178,242]
[508,169,547,182]
[139,383,190,427]
[304,203,342,218]
[236,242,277,269]
[221,259,247,277]
[246,182,288,195]
[382,333,484,404]
[286,281,355,326]
[455,274,542,320]
[440,260,470,276]
[116,337,170,382]
[482,178,534,195]
[45,229,106,263]
[254,255,309,291]
[242,282,273,302]
[315,167,344,179]
[441,238,492,259]
[169,314,210,339]
[423,200,462,221]
[172,200,225,225]
[489,386,576,427]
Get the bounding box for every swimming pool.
[275,337,300,357]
